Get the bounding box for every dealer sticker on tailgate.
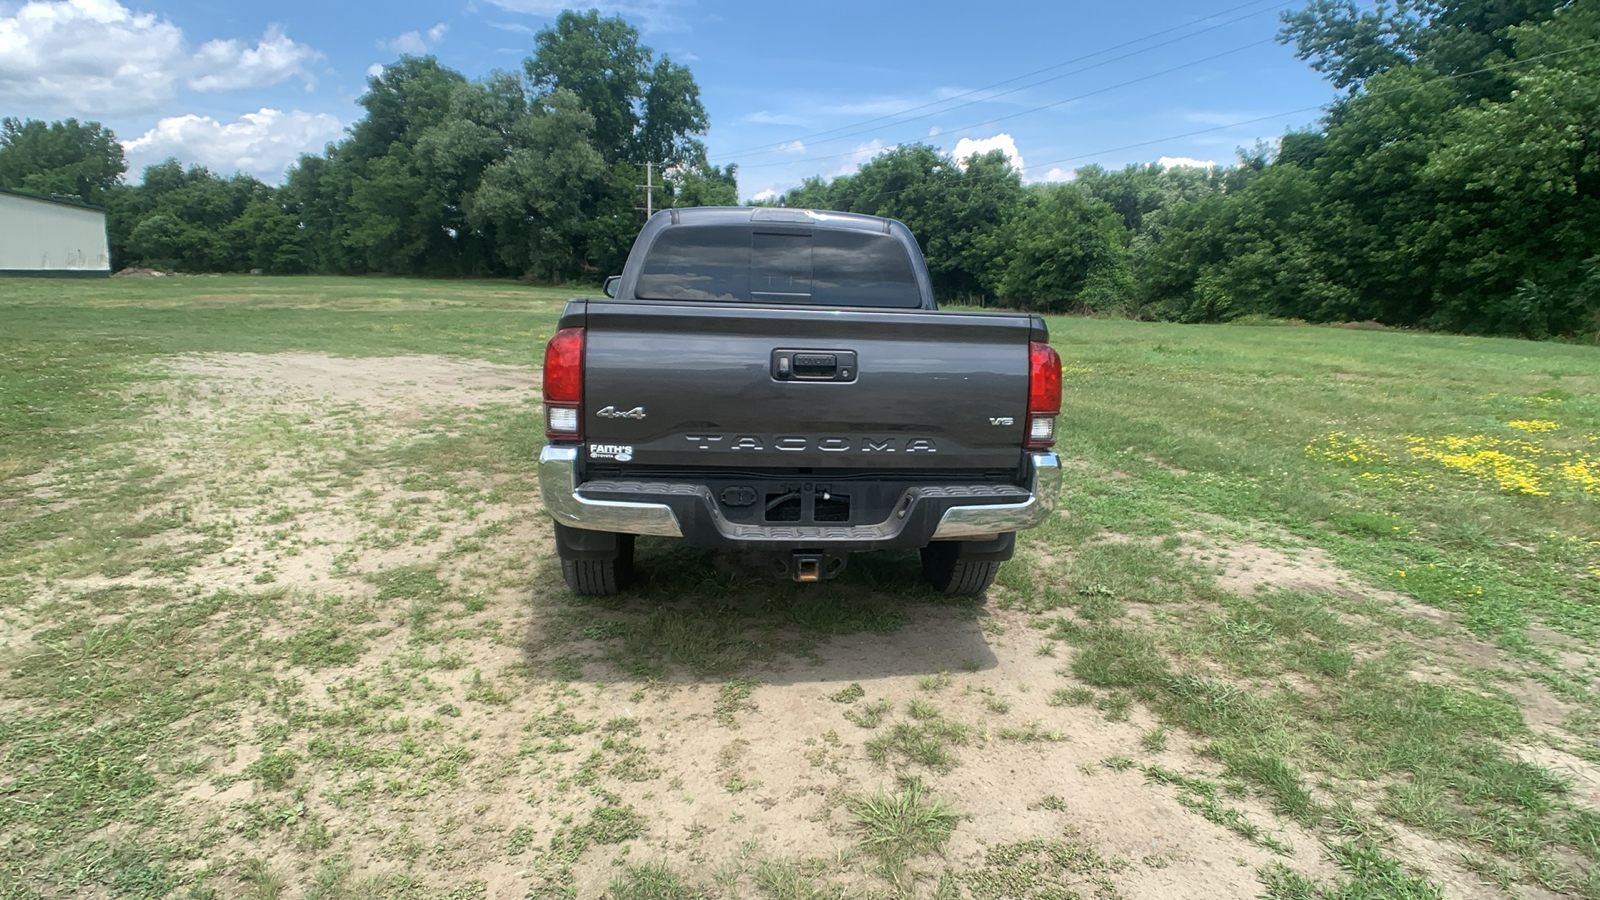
[589,443,634,462]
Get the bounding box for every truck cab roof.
[657,206,897,234]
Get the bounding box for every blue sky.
[0,0,1342,198]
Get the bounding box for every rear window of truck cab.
[634,225,923,308]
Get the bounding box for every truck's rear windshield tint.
[635,226,922,307]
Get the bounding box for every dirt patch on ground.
[1181,533,1366,598]
[167,351,539,412]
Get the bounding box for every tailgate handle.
[773,349,857,382]
[794,353,836,376]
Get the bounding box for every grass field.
[1,275,1598,899]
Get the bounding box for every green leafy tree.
[525,10,707,166]
[336,57,468,274]
[668,158,739,208]
[793,144,1024,301]
[994,185,1134,313]
[1141,163,1342,322]
[585,160,650,278]
[120,160,271,272]
[1422,1,1600,335]
[0,117,125,204]
[227,197,309,274]
[1280,0,1574,97]
[465,88,607,280]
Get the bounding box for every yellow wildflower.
[1561,457,1600,495]
[1507,420,1559,433]
[1306,432,1389,465]
[1407,434,1551,495]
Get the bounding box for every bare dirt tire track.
[165,351,541,411]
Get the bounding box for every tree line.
[1,2,1595,338]
[0,11,736,284]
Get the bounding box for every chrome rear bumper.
[539,445,685,536]
[538,445,1060,543]
[930,451,1060,539]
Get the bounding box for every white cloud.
[380,22,448,55]
[1158,155,1217,170]
[367,63,384,78]
[485,0,688,32]
[775,140,805,155]
[1043,167,1075,182]
[927,125,943,137]
[0,1,320,114]
[385,31,426,54]
[490,21,536,33]
[190,25,320,92]
[749,188,778,202]
[951,133,1024,172]
[123,108,343,182]
[831,140,893,178]
[741,110,807,126]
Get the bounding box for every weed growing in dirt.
[960,838,1126,900]
[608,862,710,900]
[1258,840,1443,900]
[1144,765,1292,855]
[849,777,960,870]
[829,682,865,703]
[752,858,846,900]
[844,699,893,729]
[715,678,759,728]
[864,712,974,773]
[996,721,1066,743]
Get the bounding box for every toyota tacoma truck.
[537,206,1061,596]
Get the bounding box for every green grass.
[848,777,960,869]
[608,862,711,900]
[864,712,973,773]
[1048,317,1599,640]
[3,277,1600,898]
[1258,840,1445,900]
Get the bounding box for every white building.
[0,189,111,277]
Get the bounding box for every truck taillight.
[1025,340,1062,450]
[544,327,584,441]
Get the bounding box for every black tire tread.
[941,558,1000,596]
[561,557,627,595]
[921,543,1000,596]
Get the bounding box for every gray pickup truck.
[537,206,1061,596]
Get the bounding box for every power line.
[711,0,1292,160]
[735,38,1271,171]
[1014,40,1600,176]
[777,41,1600,203]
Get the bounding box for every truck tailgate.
[576,301,1043,471]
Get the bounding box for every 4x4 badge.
[596,405,647,420]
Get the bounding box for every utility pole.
[638,162,656,217]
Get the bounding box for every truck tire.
[561,555,632,595]
[554,523,634,595]
[920,541,1001,596]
